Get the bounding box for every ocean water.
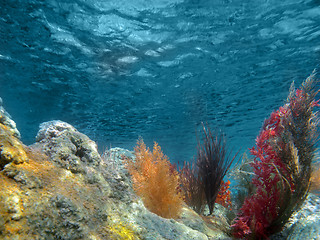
[1,0,320,163]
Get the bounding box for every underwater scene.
[1,0,320,239]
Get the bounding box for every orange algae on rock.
[0,145,52,238]
[0,122,28,169]
[0,129,109,239]
[0,174,31,239]
[0,149,109,239]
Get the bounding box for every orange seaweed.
[215,180,232,210]
[125,138,184,219]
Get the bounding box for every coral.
[232,72,319,239]
[125,138,184,219]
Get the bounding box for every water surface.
[1,0,320,162]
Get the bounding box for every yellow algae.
[106,220,140,240]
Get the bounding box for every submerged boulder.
[0,102,232,240]
[0,97,21,139]
[271,193,320,240]
[34,120,102,173]
[0,99,28,169]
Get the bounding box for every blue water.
[1,0,320,163]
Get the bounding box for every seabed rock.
[34,120,102,173]
[0,97,21,139]
[0,98,27,170]
[0,100,319,240]
[270,193,320,240]
[0,103,232,240]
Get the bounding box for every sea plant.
[232,72,319,239]
[197,124,238,215]
[125,138,184,219]
[180,124,238,215]
[215,180,232,210]
[179,161,205,214]
[310,162,320,194]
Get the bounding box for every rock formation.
[0,98,319,240]
[0,99,231,240]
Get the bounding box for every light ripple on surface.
[0,0,320,163]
